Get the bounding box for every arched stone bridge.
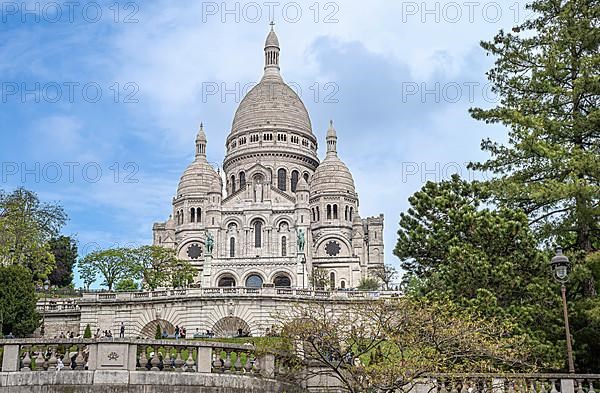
[39,287,397,339]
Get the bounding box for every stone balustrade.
[424,374,600,393]
[76,287,400,302]
[0,338,281,378]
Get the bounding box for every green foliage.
[0,188,67,281]
[357,277,380,291]
[468,0,599,253]
[394,176,563,368]
[78,248,134,291]
[0,265,41,337]
[115,278,139,292]
[47,236,78,287]
[279,299,537,392]
[155,323,162,340]
[129,245,188,290]
[84,324,92,338]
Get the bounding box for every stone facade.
[152,27,384,291]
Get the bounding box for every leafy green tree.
[468,0,599,254]
[78,260,97,291]
[394,176,562,368]
[115,278,139,292]
[0,265,40,337]
[129,246,182,290]
[84,324,92,338]
[357,277,380,291]
[78,248,135,291]
[0,188,67,281]
[47,236,78,287]
[155,324,162,340]
[170,261,196,288]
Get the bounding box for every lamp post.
[549,247,575,374]
[41,279,50,337]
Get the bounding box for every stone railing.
[78,287,401,302]
[36,300,80,313]
[424,374,600,393]
[0,338,284,378]
[0,338,293,375]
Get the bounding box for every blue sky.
[0,0,526,286]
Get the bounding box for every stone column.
[1,344,20,371]
[203,254,213,288]
[296,253,306,288]
[259,353,275,378]
[197,346,212,373]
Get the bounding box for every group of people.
[55,331,81,339]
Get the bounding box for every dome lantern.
[264,21,280,77]
[196,122,207,159]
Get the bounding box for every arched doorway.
[212,317,251,338]
[140,319,176,339]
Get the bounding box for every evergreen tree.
[0,265,40,337]
[394,176,563,368]
[84,324,92,338]
[48,236,78,287]
[468,0,600,254]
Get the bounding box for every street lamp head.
[43,279,50,291]
[550,247,570,283]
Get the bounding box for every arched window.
[291,170,299,192]
[340,280,346,289]
[218,275,236,287]
[333,204,338,219]
[239,171,246,189]
[245,274,263,288]
[327,205,332,220]
[274,274,291,287]
[231,175,236,193]
[350,207,353,221]
[316,206,320,221]
[281,236,287,257]
[253,220,263,248]
[345,206,349,221]
[312,208,316,222]
[197,208,202,223]
[277,168,287,191]
[230,237,235,257]
[330,272,335,289]
[303,172,309,183]
[190,208,195,223]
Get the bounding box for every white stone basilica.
[152,27,384,290]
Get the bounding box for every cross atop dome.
[269,20,275,31]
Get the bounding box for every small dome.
[310,121,356,197]
[296,176,309,192]
[177,160,221,197]
[310,156,356,196]
[165,216,176,230]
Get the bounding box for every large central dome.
[223,25,319,176]
[230,75,312,136]
[227,25,315,141]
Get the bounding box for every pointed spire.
[264,23,280,78]
[196,122,207,159]
[326,120,337,155]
